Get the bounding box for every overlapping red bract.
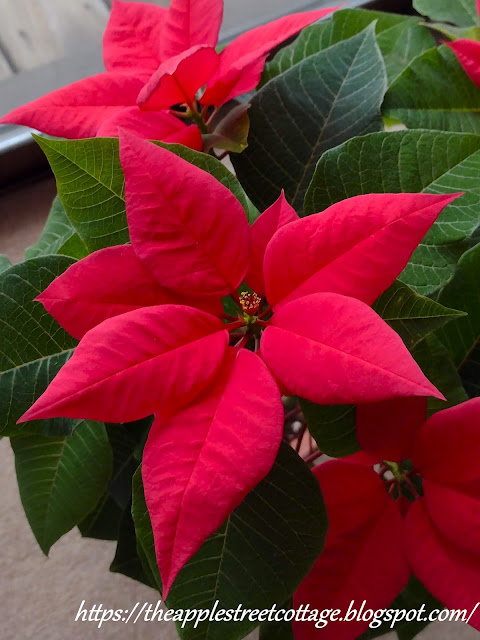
[294,398,480,639]
[446,1,480,87]
[20,132,458,597]
[0,0,338,144]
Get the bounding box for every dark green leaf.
[259,600,294,640]
[0,256,79,437]
[263,9,434,85]
[110,500,153,587]
[413,0,479,27]
[232,25,387,214]
[300,400,358,458]
[12,420,112,554]
[106,418,153,509]
[78,493,123,541]
[132,443,327,640]
[383,46,480,133]
[0,254,11,273]
[34,136,250,252]
[24,196,88,260]
[437,243,480,396]
[305,129,480,295]
[413,335,468,414]
[372,280,465,349]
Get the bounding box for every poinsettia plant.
[2,0,480,639]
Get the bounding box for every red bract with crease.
[294,398,480,640]
[0,0,339,145]
[18,131,458,598]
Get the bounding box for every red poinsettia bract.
[446,0,480,86]
[294,398,480,640]
[0,0,338,146]
[19,132,458,596]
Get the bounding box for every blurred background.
[0,1,476,639]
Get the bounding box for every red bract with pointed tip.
[294,398,480,639]
[0,0,339,145]
[19,132,458,597]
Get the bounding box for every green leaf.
[305,129,480,295]
[78,494,123,541]
[263,9,434,85]
[383,46,480,133]
[259,600,294,640]
[0,254,11,273]
[231,25,387,214]
[132,443,327,640]
[34,136,250,252]
[413,0,479,28]
[372,280,465,349]
[24,196,88,260]
[300,401,359,458]
[413,335,468,414]
[12,420,112,554]
[0,256,79,437]
[110,501,153,587]
[437,243,480,396]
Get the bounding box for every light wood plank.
[0,0,109,71]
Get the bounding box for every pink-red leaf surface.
[294,462,410,640]
[119,132,250,298]
[261,293,443,405]
[0,73,144,138]
[138,45,219,110]
[96,107,203,147]
[159,0,223,60]
[36,245,178,339]
[19,305,228,424]
[103,0,166,76]
[263,193,461,309]
[405,501,480,631]
[245,191,298,295]
[356,397,427,462]
[202,7,340,106]
[447,40,480,88]
[142,348,283,598]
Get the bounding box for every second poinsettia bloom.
[0,0,339,147]
[19,132,458,597]
[445,0,480,87]
[294,398,480,640]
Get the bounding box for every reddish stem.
[226,320,245,332]
[258,306,272,320]
[304,450,322,465]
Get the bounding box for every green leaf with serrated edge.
[372,280,465,350]
[383,46,480,133]
[12,420,112,554]
[110,500,153,587]
[259,600,294,640]
[0,256,80,437]
[413,335,468,415]
[24,196,88,260]
[300,400,359,458]
[437,243,480,397]
[305,129,480,295]
[34,136,250,252]
[263,9,434,86]
[414,0,479,28]
[0,254,11,273]
[231,25,387,214]
[359,576,441,640]
[78,493,123,541]
[132,443,327,640]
